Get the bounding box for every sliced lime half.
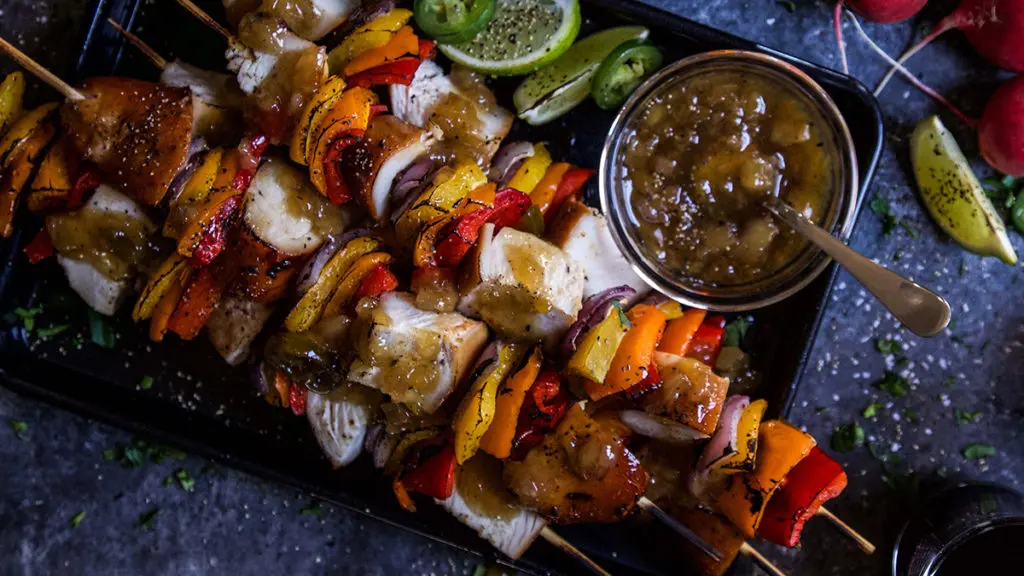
[911,115,1018,265]
[438,0,581,76]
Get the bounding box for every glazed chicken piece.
[458,224,584,346]
[225,0,360,41]
[548,200,650,302]
[206,295,276,365]
[641,352,730,436]
[390,60,512,167]
[504,404,649,524]
[159,60,244,145]
[341,114,433,221]
[307,384,382,468]
[348,292,489,414]
[45,184,159,315]
[60,77,193,206]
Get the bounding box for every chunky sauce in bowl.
[618,68,840,287]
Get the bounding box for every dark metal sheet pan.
[0,0,883,573]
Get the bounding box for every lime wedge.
[911,115,1018,265]
[438,0,581,76]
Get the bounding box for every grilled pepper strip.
[716,420,817,538]
[529,162,571,217]
[759,446,848,547]
[353,263,399,302]
[452,342,527,464]
[414,183,495,268]
[658,309,707,356]
[323,131,364,205]
[23,228,53,264]
[344,26,421,77]
[713,399,768,474]
[587,303,667,400]
[479,345,542,459]
[322,252,395,318]
[285,236,381,332]
[166,263,231,341]
[347,57,423,88]
[685,314,726,367]
[510,370,571,460]
[434,188,531,267]
[401,442,457,500]
[546,167,594,226]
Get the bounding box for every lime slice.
[438,0,581,76]
[910,115,1018,265]
[513,26,649,125]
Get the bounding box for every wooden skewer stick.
[540,527,612,576]
[0,37,85,102]
[817,506,876,555]
[637,496,723,561]
[173,0,238,45]
[106,19,168,70]
[740,543,788,576]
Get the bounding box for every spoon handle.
[768,201,951,337]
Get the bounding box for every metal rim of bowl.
[599,49,860,312]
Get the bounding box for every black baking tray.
[0,0,883,574]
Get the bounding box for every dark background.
[1,0,1021,574]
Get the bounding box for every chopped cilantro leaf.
[723,316,751,348]
[472,566,488,576]
[815,406,829,414]
[10,419,28,439]
[105,438,186,468]
[895,356,909,367]
[136,508,159,530]
[903,408,919,424]
[88,309,115,349]
[943,376,956,388]
[862,402,882,418]
[777,0,796,12]
[300,502,324,518]
[962,444,996,461]
[140,376,154,390]
[869,196,899,235]
[868,442,902,466]
[955,408,982,424]
[612,301,631,329]
[875,371,909,397]
[981,339,991,352]
[831,422,864,453]
[102,448,116,461]
[175,468,195,492]
[36,324,69,338]
[951,334,966,346]
[162,475,174,487]
[71,511,85,528]
[13,306,42,332]
[875,339,901,354]
[900,220,920,239]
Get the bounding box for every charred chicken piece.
[342,114,433,220]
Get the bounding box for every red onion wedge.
[620,410,709,444]
[488,141,535,186]
[294,228,371,294]
[695,395,750,474]
[560,285,637,360]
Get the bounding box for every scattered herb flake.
[777,0,796,12]
[162,475,174,487]
[962,444,996,461]
[900,220,920,239]
[903,408,920,424]
[71,511,85,528]
[862,402,882,418]
[869,196,899,235]
[300,502,324,518]
[815,406,829,414]
[102,448,116,461]
[723,316,751,348]
[875,339,901,354]
[612,301,631,330]
[472,566,488,576]
[136,508,159,530]
[951,334,966,346]
[10,419,28,439]
[955,408,982,424]
[174,468,195,492]
[943,376,956,388]
[895,356,910,368]
[831,422,865,453]
[36,324,69,338]
[140,376,154,390]
[88,309,115,349]
[875,371,909,397]
[981,339,991,352]
[105,438,186,468]
[868,442,903,466]
[13,306,42,332]
[959,258,967,277]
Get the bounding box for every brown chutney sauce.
[620,69,837,287]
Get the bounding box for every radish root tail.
[874,20,955,96]
[846,10,977,127]
[834,1,850,74]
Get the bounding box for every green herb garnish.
[900,221,920,239]
[875,339,901,354]
[869,196,899,235]
[174,468,195,492]
[71,511,85,528]
[105,438,186,468]
[862,402,882,418]
[831,422,865,453]
[88,309,115,349]
[300,502,324,518]
[13,306,42,332]
[875,371,909,397]
[955,408,982,424]
[903,408,919,424]
[136,508,159,530]
[10,419,28,439]
[36,324,69,338]
[612,301,630,329]
[777,0,796,12]
[723,316,751,348]
[140,376,154,390]
[962,444,996,461]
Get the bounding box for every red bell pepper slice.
[488,188,532,229]
[289,383,307,416]
[622,363,662,401]
[369,104,389,120]
[69,166,102,209]
[191,194,241,267]
[685,314,726,367]
[759,446,848,547]
[418,39,436,61]
[24,228,54,264]
[546,168,594,226]
[166,263,231,341]
[401,442,456,500]
[232,134,269,191]
[433,189,531,268]
[510,370,571,460]
[347,57,422,89]
[354,263,399,302]
[323,131,365,205]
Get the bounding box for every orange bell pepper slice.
[586,304,667,400]
[528,162,571,218]
[343,26,420,77]
[148,266,192,343]
[166,263,232,340]
[479,345,543,459]
[658,309,707,356]
[715,420,817,538]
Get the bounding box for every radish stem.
[834,1,850,74]
[874,19,957,96]
[845,10,977,127]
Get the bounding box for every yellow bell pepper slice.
[0,102,56,168]
[396,161,487,248]
[164,148,224,242]
[0,72,25,139]
[343,26,419,77]
[0,117,55,237]
[479,345,542,459]
[506,143,552,194]
[308,87,378,195]
[26,136,73,214]
[412,183,495,268]
[133,253,192,321]
[453,342,527,464]
[567,308,630,384]
[326,9,413,75]
[285,236,381,332]
[713,399,768,474]
[321,251,394,318]
[290,75,347,165]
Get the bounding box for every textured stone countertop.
[1,0,1021,575]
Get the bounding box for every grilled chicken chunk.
[504,404,649,524]
[259,0,360,41]
[307,385,382,468]
[642,352,730,436]
[438,454,547,559]
[160,61,244,144]
[390,61,512,167]
[342,114,433,221]
[46,185,158,315]
[206,295,276,365]
[348,292,489,414]
[458,224,584,346]
[548,200,649,301]
[61,77,193,205]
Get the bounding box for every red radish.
[979,76,1024,176]
[834,0,928,73]
[877,0,1024,93]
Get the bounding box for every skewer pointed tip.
[0,36,85,102]
[539,527,612,576]
[172,0,238,46]
[105,18,169,70]
[817,506,876,555]
[637,497,723,561]
[740,542,789,576]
